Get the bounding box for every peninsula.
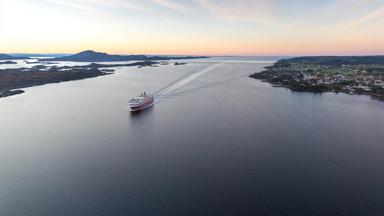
[0,61,159,98]
[41,50,208,62]
[250,56,384,101]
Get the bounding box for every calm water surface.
[1,57,384,216]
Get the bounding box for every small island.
[250,56,384,101]
[25,61,58,65]
[0,90,25,98]
[0,61,17,65]
[174,62,187,65]
[0,61,159,98]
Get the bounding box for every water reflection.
[1,57,384,216]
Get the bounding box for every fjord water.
[1,57,384,216]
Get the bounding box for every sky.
[0,0,383,56]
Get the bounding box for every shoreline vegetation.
[250,56,384,101]
[0,61,159,98]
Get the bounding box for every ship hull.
[129,98,154,112]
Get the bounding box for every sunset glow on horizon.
[0,0,383,56]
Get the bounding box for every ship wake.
[153,63,222,102]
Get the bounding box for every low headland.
[250,56,384,101]
[0,61,159,98]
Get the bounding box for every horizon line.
[5,52,384,58]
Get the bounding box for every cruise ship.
[128,92,154,112]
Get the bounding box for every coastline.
[250,56,384,102]
[251,74,384,102]
[0,61,159,99]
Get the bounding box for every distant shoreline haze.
[1,50,208,62]
[3,51,384,60]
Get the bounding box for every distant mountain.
[42,50,208,62]
[0,54,29,60]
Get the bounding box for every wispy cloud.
[326,0,381,18]
[330,0,377,8]
[197,0,274,23]
[42,0,91,10]
[152,0,192,12]
[343,6,384,27]
[43,0,148,12]
[106,0,149,12]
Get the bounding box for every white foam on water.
[154,63,222,100]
